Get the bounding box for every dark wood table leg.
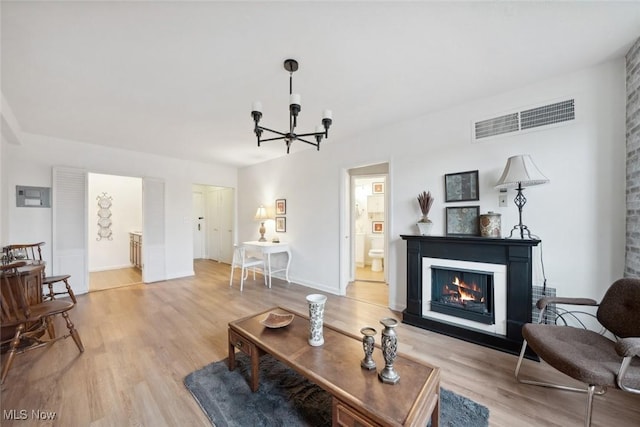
[228,331,235,371]
[250,344,260,392]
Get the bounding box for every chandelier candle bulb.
[289,94,301,106]
[252,102,262,113]
[323,109,332,119]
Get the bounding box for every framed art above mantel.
[445,170,479,202]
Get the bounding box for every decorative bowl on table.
[260,312,294,328]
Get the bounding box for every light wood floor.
[89,267,142,292]
[354,265,385,282]
[1,260,639,426]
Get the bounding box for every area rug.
[184,353,489,427]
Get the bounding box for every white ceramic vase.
[306,294,327,346]
[416,221,433,236]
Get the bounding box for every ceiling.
[2,1,639,167]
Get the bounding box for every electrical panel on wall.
[16,185,51,208]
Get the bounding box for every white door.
[206,188,220,261]
[193,191,205,259]
[142,178,166,283]
[219,187,234,263]
[339,169,351,295]
[204,186,234,263]
[52,167,88,294]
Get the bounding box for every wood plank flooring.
[354,265,385,282]
[346,279,388,307]
[1,260,639,426]
[89,267,142,292]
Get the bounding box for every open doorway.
[345,164,389,307]
[87,173,142,291]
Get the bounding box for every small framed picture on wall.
[372,221,384,234]
[372,182,385,194]
[275,199,287,215]
[275,216,287,232]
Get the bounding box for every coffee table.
[228,307,440,427]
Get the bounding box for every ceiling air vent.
[473,98,575,142]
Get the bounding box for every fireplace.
[422,257,507,336]
[430,266,494,325]
[401,235,540,357]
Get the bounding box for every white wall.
[88,173,142,271]
[0,134,5,245]
[1,59,626,306]
[238,59,626,309]
[2,133,237,284]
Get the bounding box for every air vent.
[473,98,575,141]
[475,113,519,139]
[520,99,575,130]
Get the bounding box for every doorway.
[344,164,389,307]
[87,173,142,291]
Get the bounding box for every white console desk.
[242,241,291,288]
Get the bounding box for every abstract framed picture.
[372,182,385,194]
[444,170,479,202]
[446,206,480,236]
[275,216,286,233]
[372,221,384,234]
[275,199,287,215]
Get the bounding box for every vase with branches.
[416,191,434,235]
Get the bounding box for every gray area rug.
[184,353,489,427]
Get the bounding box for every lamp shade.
[495,155,549,189]
[254,205,269,221]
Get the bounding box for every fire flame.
[443,277,485,303]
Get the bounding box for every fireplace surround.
[401,235,540,356]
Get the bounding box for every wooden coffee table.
[228,307,440,427]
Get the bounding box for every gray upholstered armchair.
[514,278,640,427]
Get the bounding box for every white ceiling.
[2,1,639,167]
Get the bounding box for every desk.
[242,241,291,288]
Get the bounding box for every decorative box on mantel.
[400,234,540,358]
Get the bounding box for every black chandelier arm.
[256,126,288,137]
[295,131,325,138]
[257,135,288,143]
[297,137,321,149]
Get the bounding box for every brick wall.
[626,37,640,278]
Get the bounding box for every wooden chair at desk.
[2,242,77,304]
[0,262,84,384]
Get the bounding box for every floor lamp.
[495,155,549,239]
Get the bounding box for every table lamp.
[495,154,549,239]
[254,205,269,242]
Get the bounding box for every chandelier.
[251,59,333,153]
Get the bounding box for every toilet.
[368,235,384,272]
